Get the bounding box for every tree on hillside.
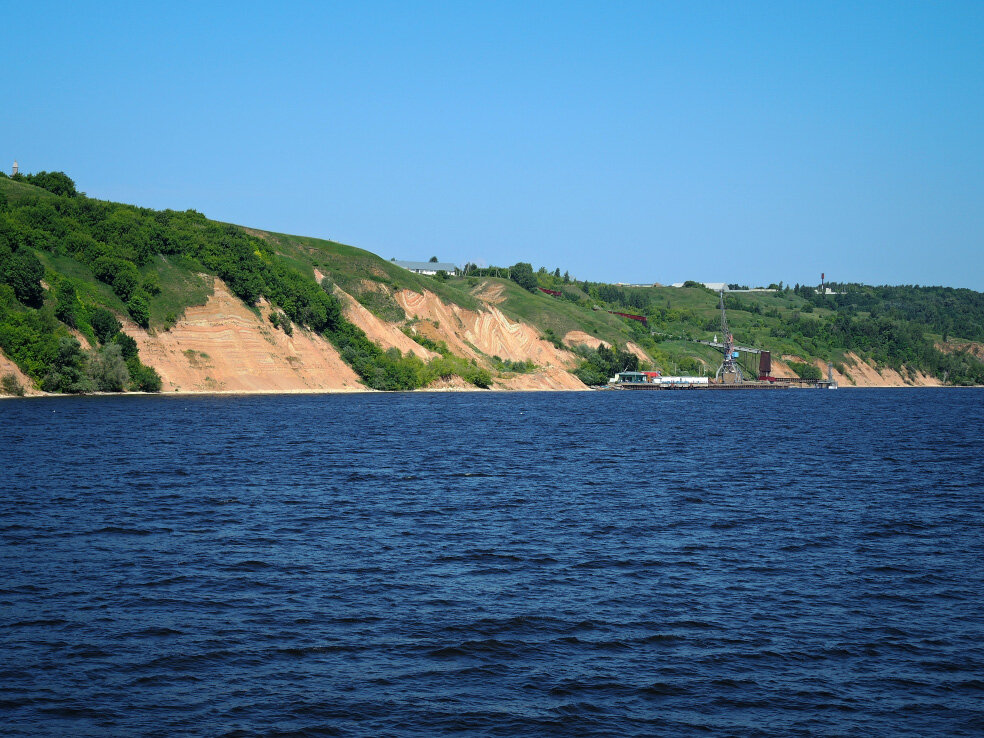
[429,256,438,262]
[54,281,79,327]
[22,171,78,197]
[509,262,538,293]
[90,308,122,344]
[88,343,130,391]
[41,337,91,393]
[4,250,45,307]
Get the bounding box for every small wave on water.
[1,389,983,736]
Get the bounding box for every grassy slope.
[0,177,57,204]
[1,178,216,330]
[246,228,646,351]
[463,276,642,346]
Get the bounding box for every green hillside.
[1,170,983,394]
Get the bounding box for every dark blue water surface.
[2,389,983,736]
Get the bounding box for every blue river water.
[1,388,983,736]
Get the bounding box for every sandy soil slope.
[625,342,653,363]
[471,281,506,304]
[937,341,984,361]
[124,280,363,392]
[776,352,941,387]
[495,367,588,390]
[564,331,610,350]
[0,353,39,395]
[397,289,578,369]
[334,287,437,361]
[563,331,652,364]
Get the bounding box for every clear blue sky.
[4,1,983,289]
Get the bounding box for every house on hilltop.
[394,260,460,276]
[671,281,729,291]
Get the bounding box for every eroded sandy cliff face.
[397,289,578,368]
[775,352,941,387]
[334,287,437,361]
[0,353,38,395]
[937,341,984,361]
[563,331,610,350]
[560,332,655,367]
[396,289,591,389]
[124,280,363,392]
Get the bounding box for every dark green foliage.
[129,361,162,392]
[3,249,45,307]
[330,322,419,390]
[142,272,161,295]
[509,262,538,293]
[93,256,140,300]
[112,331,139,360]
[402,328,449,356]
[127,294,150,327]
[269,310,293,336]
[573,344,640,386]
[541,327,566,350]
[465,265,511,279]
[42,337,92,393]
[825,283,984,343]
[491,356,536,373]
[789,362,822,380]
[421,353,492,388]
[21,171,78,197]
[0,298,62,379]
[90,308,122,343]
[54,280,79,327]
[88,343,130,391]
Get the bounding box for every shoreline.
[2,384,980,400]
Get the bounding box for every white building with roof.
[393,260,460,276]
[670,282,729,291]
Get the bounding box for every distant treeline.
[793,283,984,343]
[583,281,984,385]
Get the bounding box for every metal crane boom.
[714,291,745,383]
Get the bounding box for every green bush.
[22,171,78,197]
[4,249,45,307]
[89,343,130,391]
[509,262,538,293]
[90,308,122,343]
[789,361,822,380]
[1,373,25,396]
[41,337,92,393]
[129,361,162,392]
[127,294,150,328]
[573,344,639,386]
